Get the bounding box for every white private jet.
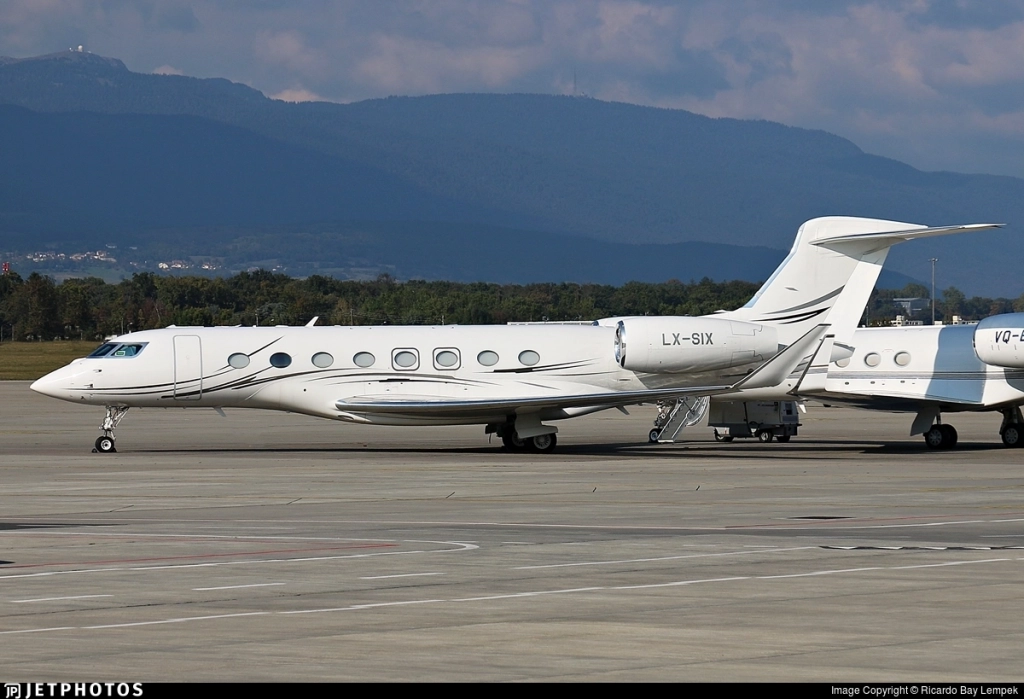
[784,313,1024,449]
[30,217,996,454]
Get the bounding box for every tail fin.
[720,217,1001,345]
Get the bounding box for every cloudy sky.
[3,0,1024,178]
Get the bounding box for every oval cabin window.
[270,352,292,368]
[353,352,375,368]
[518,350,540,366]
[228,353,250,369]
[435,350,459,368]
[394,350,418,369]
[894,351,911,366]
[864,352,881,367]
[312,352,334,368]
[477,350,499,367]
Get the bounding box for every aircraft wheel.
[1001,424,1023,447]
[502,432,526,450]
[756,430,773,443]
[528,434,557,453]
[939,424,958,449]
[648,429,661,443]
[923,426,945,449]
[776,435,791,443]
[94,436,116,454]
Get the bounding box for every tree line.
[0,270,1021,342]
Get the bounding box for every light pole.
[930,257,938,324]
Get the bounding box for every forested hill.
[1,51,1022,295]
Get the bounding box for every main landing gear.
[999,406,1024,448]
[922,406,1024,450]
[923,423,958,450]
[491,423,558,453]
[93,406,129,454]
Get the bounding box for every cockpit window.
[88,343,118,358]
[112,344,145,357]
[89,343,147,358]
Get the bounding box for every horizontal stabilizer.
[812,223,1002,247]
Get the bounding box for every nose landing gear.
[93,406,129,454]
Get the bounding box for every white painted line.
[759,566,885,579]
[0,627,77,636]
[10,594,112,603]
[0,541,477,581]
[3,556,1018,636]
[360,573,444,580]
[283,599,444,614]
[515,546,814,570]
[759,558,1009,580]
[83,612,269,629]
[888,558,1010,571]
[192,583,287,591]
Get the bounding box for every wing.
[335,325,831,419]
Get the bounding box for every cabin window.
[434,349,460,369]
[353,352,375,368]
[518,350,540,366]
[228,353,250,369]
[393,349,419,370]
[270,352,292,368]
[894,351,911,366]
[834,357,851,368]
[477,350,499,366]
[312,352,334,368]
[864,352,881,367]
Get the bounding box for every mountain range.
[1,50,1021,296]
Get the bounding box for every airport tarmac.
[1,381,1023,682]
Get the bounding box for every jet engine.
[613,317,778,374]
[974,313,1024,368]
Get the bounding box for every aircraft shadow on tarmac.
[123,438,1011,457]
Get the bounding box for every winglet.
[789,333,835,395]
[728,324,831,392]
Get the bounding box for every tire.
[528,434,557,453]
[501,432,525,450]
[776,435,791,443]
[1002,424,1022,447]
[923,426,945,449]
[94,436,116,453]
[757,430,773,443]
[939,424,958,449]
[649,429,661,443]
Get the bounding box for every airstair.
[648,395,710,443]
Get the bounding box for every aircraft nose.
[31,366,75,400]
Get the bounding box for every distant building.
[893,297,929,315]
[891,315,924,327]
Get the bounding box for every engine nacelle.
[613,316,778,374]
[974,313,1024,368]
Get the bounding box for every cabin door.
[173,335,203,401]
